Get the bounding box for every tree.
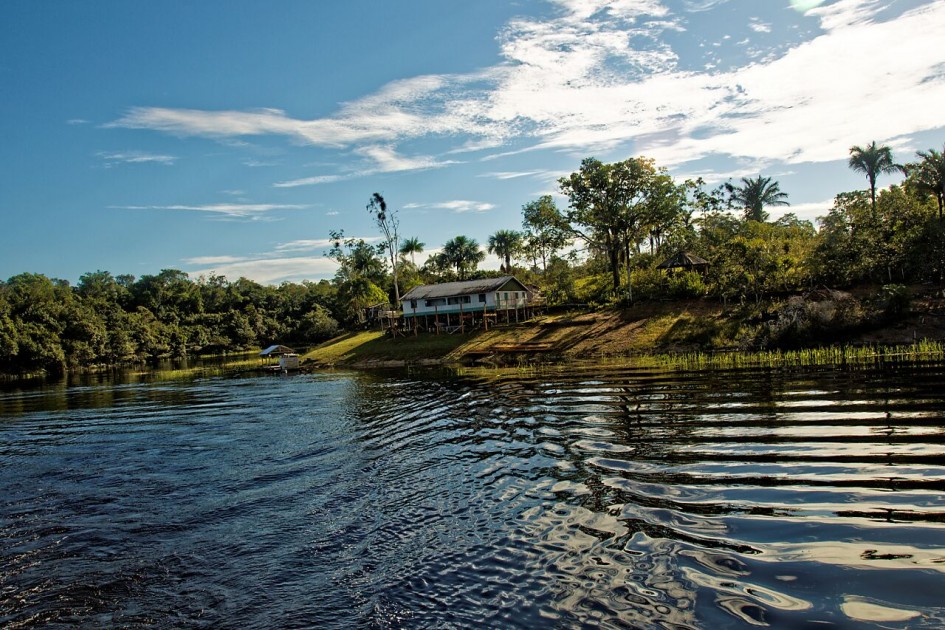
[908,145,945,220]
[487,230,523,273]
[367,193,401,306]
[725,176,789,222]
[327,230,387,287]
[399,236,425,266]
[559,156,671,296]
[521,196,569,272]
[848,141,902,214]
[441,235,485,280]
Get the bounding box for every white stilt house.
[400,276,531,331]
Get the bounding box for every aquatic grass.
[636,340,945,371]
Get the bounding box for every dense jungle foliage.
[3,141,943,374]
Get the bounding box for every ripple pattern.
[2,364,945,627]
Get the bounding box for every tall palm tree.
[442,235,485,280]
[725,176,789,222]
[912,146,945,220]
[848,141,902,213]
[399,236,425,266]
[487,230,523,273]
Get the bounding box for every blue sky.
[1,0,943,284]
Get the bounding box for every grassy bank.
[302,296,945,370]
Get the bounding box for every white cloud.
[807,0,883,31]
[355,145,459,173]
[274,146,458,188]
[273,239,336,253]
[404,200,496,213]
[767,198,835,223]
[274,236,381,253]
[273,174,348,188]
[99,151,177,166]
[748,18,771,33]
[103,0,945,184]
[183,255,247,265]
[114,203,307,219]
[478,170,546,180]
[187,256,339,284]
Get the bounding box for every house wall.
[402,289,527,318]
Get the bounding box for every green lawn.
[302,329,475,365]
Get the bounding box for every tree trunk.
[608,237,621,293]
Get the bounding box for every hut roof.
[656,251,710,270]
[259,344,296,357]
[401,276,527,301]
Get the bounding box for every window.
[478,293,486,303]
[425,298,446,307]
[447,296,471,305]
[410,299,417,309]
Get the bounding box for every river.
[2,363,944,628]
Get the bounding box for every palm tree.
[848,141,903,213]
[442,235,485,280]
[725,176,789,222]
[487,230,523,273]
[399,236,425,266]
[911,146,945,220]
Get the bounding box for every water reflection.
[1,363,945,627]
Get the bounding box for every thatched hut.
[657,251,710,273]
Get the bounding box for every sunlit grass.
[637,340,945,371]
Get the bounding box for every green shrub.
[665,271,707,298]
[879,284,911,321]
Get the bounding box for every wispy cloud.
[748,18,771,33]
[67,118,90,125]
[355,145,459,173]
[186,256,340,284]
[478,170,545,180]
[113,203,308,219]
[99,151,177,166]
[273,174,349,188]
[182,255,246,265]
[274,146,458,188]
[273,236,381,253]
[103,0,945,181]
[404,200,496,213]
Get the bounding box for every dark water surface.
[2,364,945,628]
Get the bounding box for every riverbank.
[303,288,945,369]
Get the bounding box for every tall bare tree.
[367,193,400,306]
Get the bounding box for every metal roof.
[401,276,527,301]
[259,344,296,356]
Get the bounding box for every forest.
[2,141,943,375]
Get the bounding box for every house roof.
[656,251,710,270]
[401,276,527,301]
[259,344,296,357]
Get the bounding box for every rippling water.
[2,363,945,628]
